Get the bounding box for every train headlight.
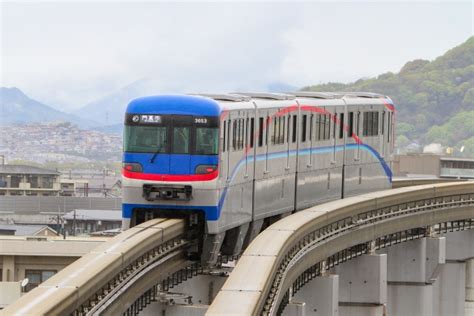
[195,165,217,174]
[123,162,143,173]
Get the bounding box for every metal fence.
[0,196,121,214]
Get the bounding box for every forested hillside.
[302,37,474,156]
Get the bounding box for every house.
[0,165,61,196]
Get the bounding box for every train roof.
[126,92,393,115]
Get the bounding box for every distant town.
[0,122,122,163]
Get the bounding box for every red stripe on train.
[122,169,218,181]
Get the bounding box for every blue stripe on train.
[122,203,219,220]
[123,143,391,221]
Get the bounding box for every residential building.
[0,165,61,196]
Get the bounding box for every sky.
[1,1,473,111]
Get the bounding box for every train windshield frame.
[124,114,219,155]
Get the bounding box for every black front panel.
[125,114,219,128]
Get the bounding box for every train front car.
[121,95,221,236]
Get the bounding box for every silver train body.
[122,92,395,262]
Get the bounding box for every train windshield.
[124,126,167,153]
[124,114,219,155]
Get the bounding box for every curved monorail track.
[2,218,196,315]
[207,182,474,315]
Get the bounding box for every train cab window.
[250,117,255,148]
[348,112,354,138]
[258,117,264,147]
[196,127,218,155]
[339,113,344,139]
[172,127,190,154]
[292,115,297,143]
[301,115,307,142]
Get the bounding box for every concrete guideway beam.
[207,182,474,316]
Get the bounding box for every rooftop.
[64,209,122,221]
[0,224,57,236]
[0,164,60,175]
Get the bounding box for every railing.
[207,182,474,315]
[391,177,468,189]
[1,218,198,315]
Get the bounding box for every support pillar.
[380,237,445,316]
[286,274,339,316]
[467,259,474,315]
[333,253,387,316]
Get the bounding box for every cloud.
[1,1,472,110]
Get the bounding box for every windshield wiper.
[150,144,164,164]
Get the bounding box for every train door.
[380,110,385,158]
[169,116,192,174]
[219,114,230,185]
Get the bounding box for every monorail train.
[122,92,395,264]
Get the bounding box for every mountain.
[73,78,155,125]
[0,87,97,127]
[267,81,298,93]
[302,36,474,155]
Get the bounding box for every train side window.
[258,117,264,147]
[326,114,331,140]
[250,117,255,148]
[287,115,291,143]
[223,121,226,152]
[322,115,326,140]
[356,112,360,136]
[368,112,373,136]
[241,118,245,149]
[387,112,391,143]
[373,112,379,136]
[232,120,237,150]
[381,112,385,135]
[245,118,249,148]
[227,120,231,151]
[309,114,313,141]
[265,116,270,145]
[282,116,286,144]
[363,112,368,136]
[272,116,276,144]
[292,115,297,143]
[314,115,319,141]
[333,113,337,140]
[339,113,344,139]
[301,115,307,142]
[348,112,354,138]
